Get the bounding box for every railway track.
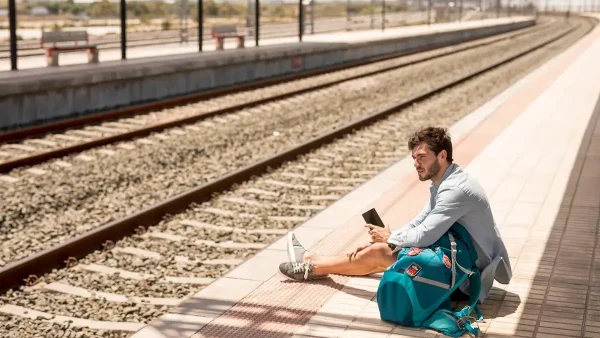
[0,16,594,338]
[1,21,543,146]
[0,20,549,175]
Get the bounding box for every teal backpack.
[377,223,483,337]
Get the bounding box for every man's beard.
[419,159,441,181]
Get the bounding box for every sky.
[9,0,600,11]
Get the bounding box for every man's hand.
[347,242,372,260]
[365,224,391,243]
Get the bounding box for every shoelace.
[291,260,313,280]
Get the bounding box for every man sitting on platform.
[278,126,512,302]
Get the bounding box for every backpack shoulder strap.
[449,231,484,335]
[455,269,483,336]
[448,223,479,264]
[448,233,475,287]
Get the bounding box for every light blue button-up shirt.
[387,163,512,303]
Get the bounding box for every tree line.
[4,0,411,23]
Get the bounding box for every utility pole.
[255,0,259,45]
[198,0,203,51]
[427,0,432,25]
[346,0,351,31]
[371,0,375,29]
[381,0,385,31]
[445,0,450,22]
[180,0,189,43]
[310,0,315,34]
[121,0,126,59]
[496,0,500,18]
[8,0,17,70]
[247,0,254,38]
[299,0,304,41]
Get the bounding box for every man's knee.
[359,243,394,262]
[365,242,392,255]
[353,242,394,273]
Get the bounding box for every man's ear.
[438,149,447,161]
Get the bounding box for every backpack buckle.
[456,317,468,329]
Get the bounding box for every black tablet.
[362,208,386,228]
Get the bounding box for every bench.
[211,25,245,50]
[41,30,99,67]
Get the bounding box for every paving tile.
[340,328,390,337]
[491,177,527,204]
[499,225,531,240]
[390,326,439,337]
[517,179,553,204]
[319,306,364,317]
[225,249,287,282]
[348,313,395,333]
[538,320,584,331]
[326,295,372,307]
[132,326,173,338]
[587,325,600,334]
[536,326,583,337]
[308,313,355,328]
[486,321,535,336]
[508,156,541,178]
[491,316,538,326]
[294,323,347,338]
[169,278,263,318]
[505,202,542,227]
[131,314,213,338]
[491,202,514,225]
[269,226,333,252]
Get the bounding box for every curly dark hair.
[408,127,453,163]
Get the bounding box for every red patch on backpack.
[406,263,422,277]
[407,247,423,256]
[443,254,452,269]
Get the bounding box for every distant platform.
[0,17,534,132]
[1,17,531,72]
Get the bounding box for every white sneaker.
[279,260,327,281]
[287,232,307,263]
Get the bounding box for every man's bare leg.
[305,243,397,276]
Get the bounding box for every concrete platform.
[130,13,600,338]
[1,16,524,72]
[0,17,534,131]
[0,11,434,71]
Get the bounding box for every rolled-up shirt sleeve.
[389,201,431,240]
[388,187,469,248]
